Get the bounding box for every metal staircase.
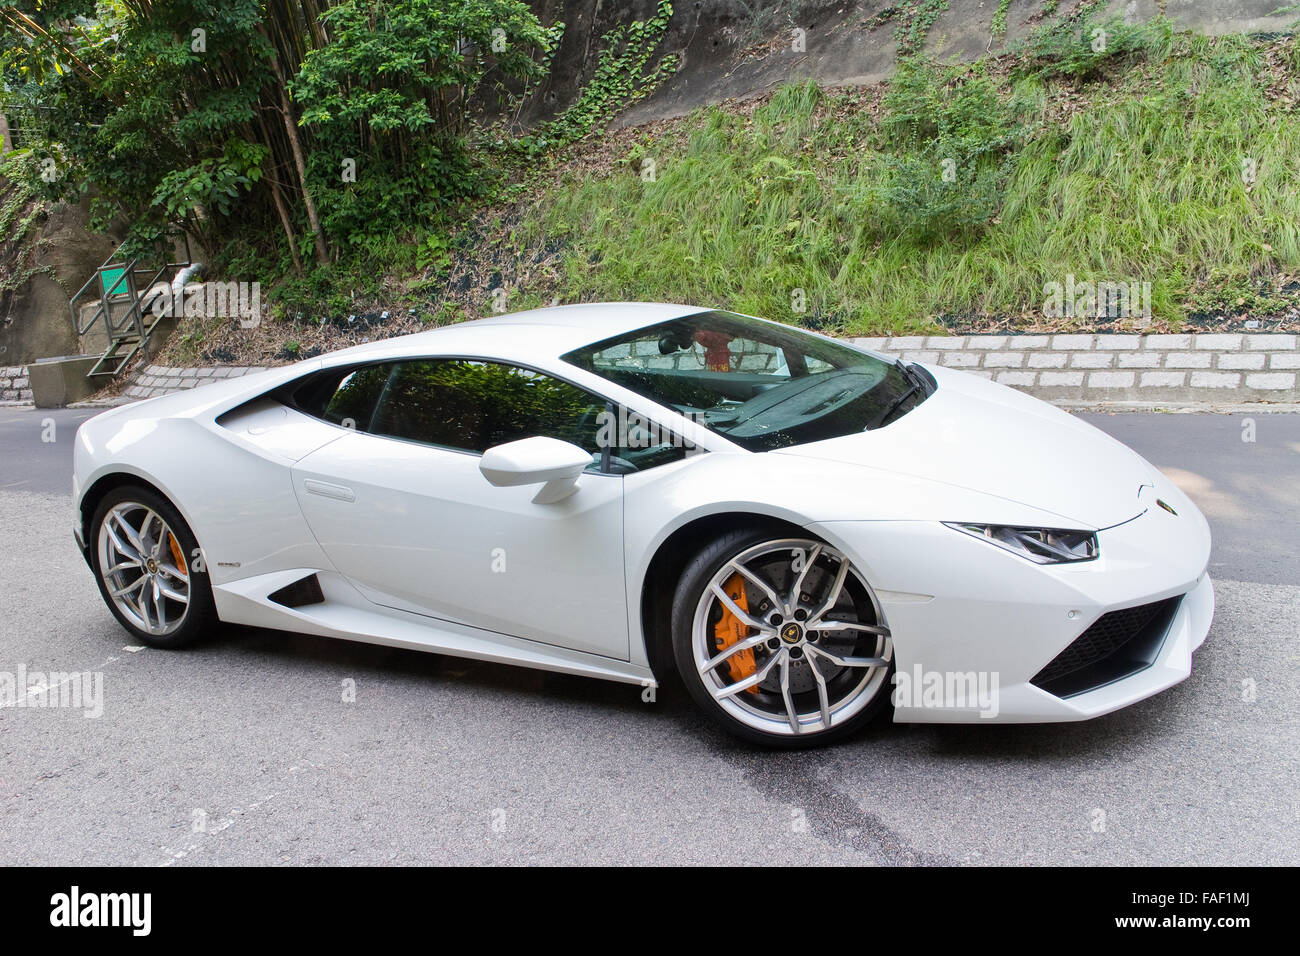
[70,238,193,378]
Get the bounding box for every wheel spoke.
[158,562,189,584]
[779,653,800,734]
[808,554,850,622]
[806,644,888,669]
[136,585,153,631]
[110,576,147,599]
[700,632,769,676]
[151,578,166,631]
[111,510,145,555]
[787,543,823,609]
[104,558,142,576]
[726,561,786,616]
[806,649,833,730]
[813,620,891,638]
[156,578,188,604]
[713,651,782,700]
[104,521,141,563]
[710,581,766,632]
[140,510,160,556]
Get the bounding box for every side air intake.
[268,574,325,609]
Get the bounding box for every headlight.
[943,523,1098,564]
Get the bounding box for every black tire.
[88,485,219,648]
[670,528,893,748]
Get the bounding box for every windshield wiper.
[895,358,926,390]
[867,382,920,430]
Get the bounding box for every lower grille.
[1032,596,1182,698]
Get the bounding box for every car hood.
[771,365,1158,529]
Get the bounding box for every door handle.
[303,478,355,502]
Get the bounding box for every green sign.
[100,266,128,297]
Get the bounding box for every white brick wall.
[854,334,1299,402]
[12,333,1298,409]
[0,365,33,403]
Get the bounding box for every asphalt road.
[0,405,1296,865]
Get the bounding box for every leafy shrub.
[875,61,1027,241]
[1019,13,1174,82]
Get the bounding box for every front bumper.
[888,571,1212,723]
[811,482,1214,724]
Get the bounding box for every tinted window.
[292,359,691,473]
[291,364,389,428]
[369,359,599,455]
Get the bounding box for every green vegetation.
[0,1,676,299]
[505,16,1300,333]
[0,149,54,299]
[895,0,950,57]
[991,0,1012,40]
[3,3,1298,345]
[530,0,677,151]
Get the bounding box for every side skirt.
[212,568,657,687]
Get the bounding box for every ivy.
[0,150,51,298]
[992,0,1012,39]
[894,0,950,58]
[536,1,679,150]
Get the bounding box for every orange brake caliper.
[168,532,187,574]
[714,572,760,694]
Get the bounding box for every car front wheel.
[89,486,217,648]
[672,530,893,748]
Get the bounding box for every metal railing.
[69,237,192,378]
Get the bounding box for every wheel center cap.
[145,558,159,574]
[780,622,803,645]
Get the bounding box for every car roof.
[321,302,708,366]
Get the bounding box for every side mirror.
[479,436,593,504]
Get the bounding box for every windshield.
[562,310,932,451]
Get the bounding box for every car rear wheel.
[89,486,218,648]
[672,530,893,748]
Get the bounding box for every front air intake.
[1031,596,1182,698]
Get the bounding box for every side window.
[369,359,608,463]
[292,363,391,429]
[294,359,695,473]
[600,407,692,474]
[369,359,490,451]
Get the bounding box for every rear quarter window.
[290,364,390,429]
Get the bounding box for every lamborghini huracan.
[73,303,1213,746]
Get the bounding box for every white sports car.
[73,303,1213,746]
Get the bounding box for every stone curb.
[122,365,272,400]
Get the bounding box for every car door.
[289,358,630,659]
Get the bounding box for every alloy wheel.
[96,501,191,637]
[690,538,892,737]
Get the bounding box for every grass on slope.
[499,17,1300,335]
